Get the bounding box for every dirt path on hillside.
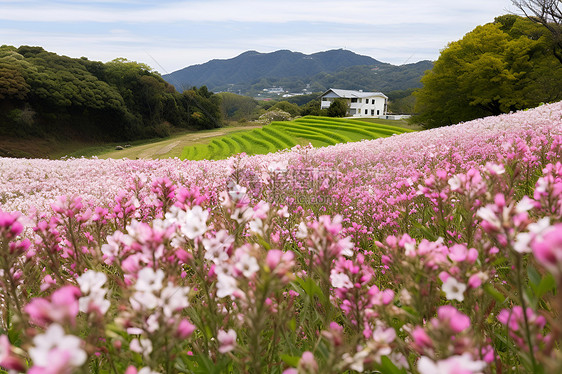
[100,125,261,160]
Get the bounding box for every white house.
[319,88,388,118]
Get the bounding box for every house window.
[377,110,380,115]
[359,99,362,103]
[351,98,358,103]
[371,110,374,115]
[365,109,368,115]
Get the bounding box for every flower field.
[180,116,412,161]
[1,101,562,373]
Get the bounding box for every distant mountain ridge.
[163,49,433,96]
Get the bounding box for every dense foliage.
[412,15,562,128]
[0,46,222,141]
[0,102,562,373]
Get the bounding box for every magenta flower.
[0,211,23,239]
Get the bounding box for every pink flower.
[412,326,433,349]
[531,223,562,275]
[217,329,237,354]
[437,305,471,333]
[0,335,24,371]
[299,351,318,373]
[25,286,80,326]
[177,319,196,339]
[0,211,23,239]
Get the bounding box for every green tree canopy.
[0,46,224,140]
[327,98,348,117]
[412,15,562,128]
[270,101,300,117]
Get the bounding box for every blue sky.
[0,0,516,74]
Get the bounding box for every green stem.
[515,255,537,371]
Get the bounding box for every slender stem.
[515,255,537,371]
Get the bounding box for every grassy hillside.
[180,116,414,161]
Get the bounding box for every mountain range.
[163,49,433,96]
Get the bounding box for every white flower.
[228,183,247,202]
[77,270,107,295]
[77,270,110,314]
[165,206,209,239]
[418,353,486,374]
[234,251,260,278]
[268,161,288,172]
[296,222,308,239]
[330,270,353,289]
[248,218,264,235]
[130,338,153,359]
[448,175,462,191]
[130,268,165,310]
[160,282,190,317]
[528,217,552,237]
[516,196,535,213]
[343,349,369,372]
[29,324,87,368]
[216,273,238,298]
[138,368,161,374]
[217,329,237,353]
[442,277,467,302]
[477,206,501,230]
[203,230,233,263]
[514,232,533,253]
[135,268,163,291]
[337,236,354,257]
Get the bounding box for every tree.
[270,101,300,117]
[327,98,348,117]
[300,99,322,116]
[412,15,562,128]
[512,0,562,63]
[218,92,258,121]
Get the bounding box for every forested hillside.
[164,49,432,95]
[0,46,222,142]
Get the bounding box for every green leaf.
[280,354,300,367]
[535,273,556,299]
[527,265,541,286]
[379,356,407,374]
[288,317,297,332]
[483,283,506,303]
[293,277,326,303]
[411,221,438,241]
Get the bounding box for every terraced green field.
[180,116,414,161]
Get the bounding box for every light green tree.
[413,15,562,128]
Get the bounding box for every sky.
[0,0,517,74]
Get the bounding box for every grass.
[179,116,414,161]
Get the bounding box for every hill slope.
[163,49,432,95]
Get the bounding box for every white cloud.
[0,0,515,25]
[0,0,517,72]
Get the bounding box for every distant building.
[319,88,387,117]
[263,87,285,94]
